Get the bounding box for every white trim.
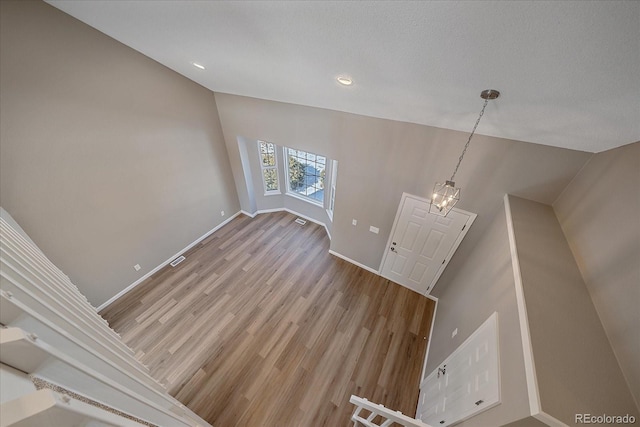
[418,312,502,424]
[257,140,281,194]
[251,209,405,268]
[534,411,570,426]
[284,191,324,207]
[254,207,283,215]
[420,294,438,383]
[1,388,148,427]
[0,326,195,427]
[328,250,379,275]
[282,208,330,240]
[350,395,432,427]
[504,194,542,416]
[325,208,333,223]
[96,211,242,312]
[379,192,477,296]
[282,146,328,208]
[251,207,332,241]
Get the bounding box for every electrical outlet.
[352,219,357,226]
[134,264,141,271]
[452,328,458,338]
[369,226,379,234]
[221,210,225,216]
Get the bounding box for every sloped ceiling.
[47,0,640,153]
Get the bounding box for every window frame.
[283,147,327,207]
[257,140,280,195]
[326,159,338,221]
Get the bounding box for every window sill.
[285,192,323,207]
[264,191,282,196]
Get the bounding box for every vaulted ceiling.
[48,0,640,153]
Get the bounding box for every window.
[258,141,279,194]
[285,148,326,204]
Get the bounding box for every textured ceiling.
[47,0,640,153]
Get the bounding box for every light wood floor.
[101,212,436,426]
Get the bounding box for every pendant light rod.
[449,89,500,182]
[429,89,499,217]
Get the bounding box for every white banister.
[0,211,211,427]
[0,388,148,427]
[350,395,433,427]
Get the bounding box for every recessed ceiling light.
[336,76,353,86]
[192,62,205,70]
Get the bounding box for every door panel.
[408,262,428,282]
[420,229,445,259]
[416,369,446,423]
[381,194,474,294]
[417,313,500,427]
[400,221,421,249]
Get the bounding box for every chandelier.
[429,89,500,216]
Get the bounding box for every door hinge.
[462,224,466,231]
[441,259,446,265]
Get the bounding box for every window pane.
[286,148,326,203]
[258,141,279,193]
[263,152,275,167]
[263,168,278,191]
[260,142,276,167]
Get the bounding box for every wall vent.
[170,255,186,267]
[295,218,307,225]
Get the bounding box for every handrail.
[0,213,211,427]
[349,395,433,427]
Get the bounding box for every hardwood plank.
[101,211,436,426]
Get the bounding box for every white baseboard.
[248,209,377,271]
[96,211,242,312]
[534,411,569,426]
[328,250,379,275]
[245,207,332,240]
[241,210,256,218]
[255,208,282,215]
[280,208,332,240]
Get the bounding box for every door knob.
[390,247,396,252]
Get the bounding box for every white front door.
[380,193,475,295]
[417,312,500,426]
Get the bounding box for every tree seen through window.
[286,148,326,203]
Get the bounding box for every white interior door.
[381,193,475,294]
[417,312,500,427]
[416,366,447,423]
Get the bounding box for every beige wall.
[0,0,240,306]
[214,93,591,279]
[509,196,638,424]
[553,141,640,408]
[425,207,531,426]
